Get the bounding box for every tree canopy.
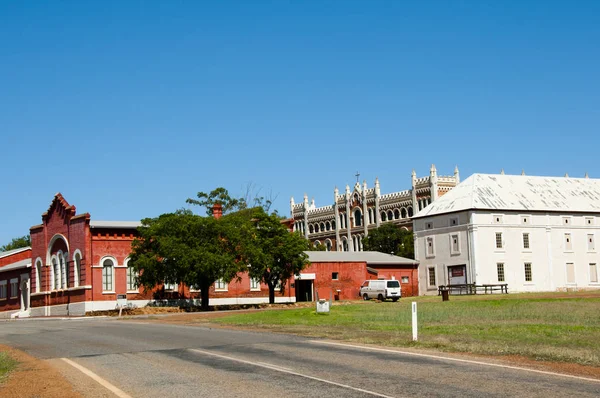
[0,235,31,252]
[129,209,252,309]
[362,223,414,259]
[245,209,310,304]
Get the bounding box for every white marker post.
[412,302,418,341]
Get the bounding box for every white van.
[359,279,401,302]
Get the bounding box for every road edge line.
[309,340,600,383]
[60,358,133,398]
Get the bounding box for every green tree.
[245,209,310,304]
[362,223,414,259]
[186,187,247,216]
[129,209,250,310]
[0,235,31,252]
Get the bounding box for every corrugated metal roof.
[0,246,31,259]
[0,259,31,273]
[89,221,141,229]
[304,251,418,265]
[415,174,600,218]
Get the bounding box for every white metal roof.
[305,251,418,265]
[0,246,31,259]
[0,259,31,273]
[89,221,142,229]
[414,173,600,218]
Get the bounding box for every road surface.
[0,317,598,397]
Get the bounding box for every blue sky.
[1,1,599,245]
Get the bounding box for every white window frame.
[564,233,573,252]
[425,222,433,230]
[426,236,435,258]
[35,258,43,293]
[586,217,594,226]
[590,263,598,284]
[497,263,505,282]
[214,278,228,291]
[9,278,18,298]
[450,234,460,255]
[125,258,138,292]
[250,277,261,291]
[73,249,82,288]
[588,234,595,252]
[493,214,503,224]
[51,255,60,290]
[449,217,458,227]
[0,280,7,300]
[332,272,339,281]
[563,216,571,225]
[164,282,178,291]
[521,215,530,225]
[524,262,533,283]
[566,263,576,285]
[101,257,116,293]
[427,267,437,288]
[522,233,530,250]
[495,232,503,250]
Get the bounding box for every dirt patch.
[0,345,81,398]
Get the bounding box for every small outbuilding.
[298,251,419,301]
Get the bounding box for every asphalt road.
[1,317,598,398]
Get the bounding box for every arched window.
[332,220,336,230]
[354,209,363,227]
[315,224,320,233]
[394,209,400,220]
[325,239,332,251]
[342,238,349,252]
[313,240,321,248]
[309,224,314,234]
[102,258,114,292]
[35,259,43,293]
[401,208,407,219]
[320,222,325,232]
[352,236,357,251]
[325,221,331,231]
[368,208,373,224]
[339,213,344,228]
[126,259,137,291]
[408,207,413,217]
[381,211,387,222]
[73,252,81,287]
[52,257,59,290]
[387,210,393,221]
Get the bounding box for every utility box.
[316,299,330,314]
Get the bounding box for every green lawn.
[213,293,600,366]
[0,351,17,383]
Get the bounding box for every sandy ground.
[0,344,82,398]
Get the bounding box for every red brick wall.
[0,267,27,312]
[303,261,369,300]
[369,265,419,297]
[0,248,31,267]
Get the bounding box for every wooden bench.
[438,283,508,295]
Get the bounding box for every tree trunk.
[200,283,210,310]
[267,281,275,304]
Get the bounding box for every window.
[566,263,575,284]
[590,263,598,283]
[588,234,595,251]
[215,279,228,291]
[426,237,435,257]
[565,233,572,251]
[309,225,314,234]
[401,208,407,219]
[354,209,363,227]
[523,233,530,249]
[425,222,433,230]
[450,234,459,254]
[164,282,177,291]
[0,281,6,300]
[36,259,43,293]
[387,210,393,221]
[586,217,594,226]
[493,215,503,224]
[59,252,68,289]
[408,207,413,217]
[332,272,339,280]
[9,278,18,298]
[521,216,529,224]
[450,217,458,226]
[250,278,260,291]
[102,259,114,292]
[563,217,571,225]
[401,276,409,284]
[325,240,332,251]
[524,263,533,282]
[342,238,349,252]
[74,253,81,287]
[381,211,387,222]
[52,258,60,290]
[428,267,436,287]
[497,263,505,282]
[394,209,400,220]
[495,233,503,249]
[126,260,137,291]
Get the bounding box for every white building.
[413,173,600,295]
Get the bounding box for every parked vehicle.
[359,279,401,302]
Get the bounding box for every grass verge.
[212,292,600,366]
[0,351,18,384]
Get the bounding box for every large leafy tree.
[0,235,31,252]
[129,209,250,309]
[245,209,310,304]
[362,223,414,259]
[186,187,247,216]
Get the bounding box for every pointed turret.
[290,196,295,217]
[454,165,460,184]
[521,170,526,176]
[430,164,438,201]
[501,169,505,175]
[374,177,380,196]
[565,173,569,178]
[585,172,589,179]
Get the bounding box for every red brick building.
[0,194,419,318]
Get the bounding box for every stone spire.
[454,165,460,184]
[374,178,380,196]
[521,169,526,176]
[500,169,505,175]
[565,172,569,178]
[585,172,589,179]
[334,186,339,200]
[290,196,295,217]
[430,164,438,201]
[303,193,308,206]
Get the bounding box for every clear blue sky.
[1,1,599,245]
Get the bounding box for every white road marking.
[189,348,396,398]
[60,358,133,398]
[310,340,600,384]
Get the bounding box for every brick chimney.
[212,203,223,220]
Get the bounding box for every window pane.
[497,263,505,282]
